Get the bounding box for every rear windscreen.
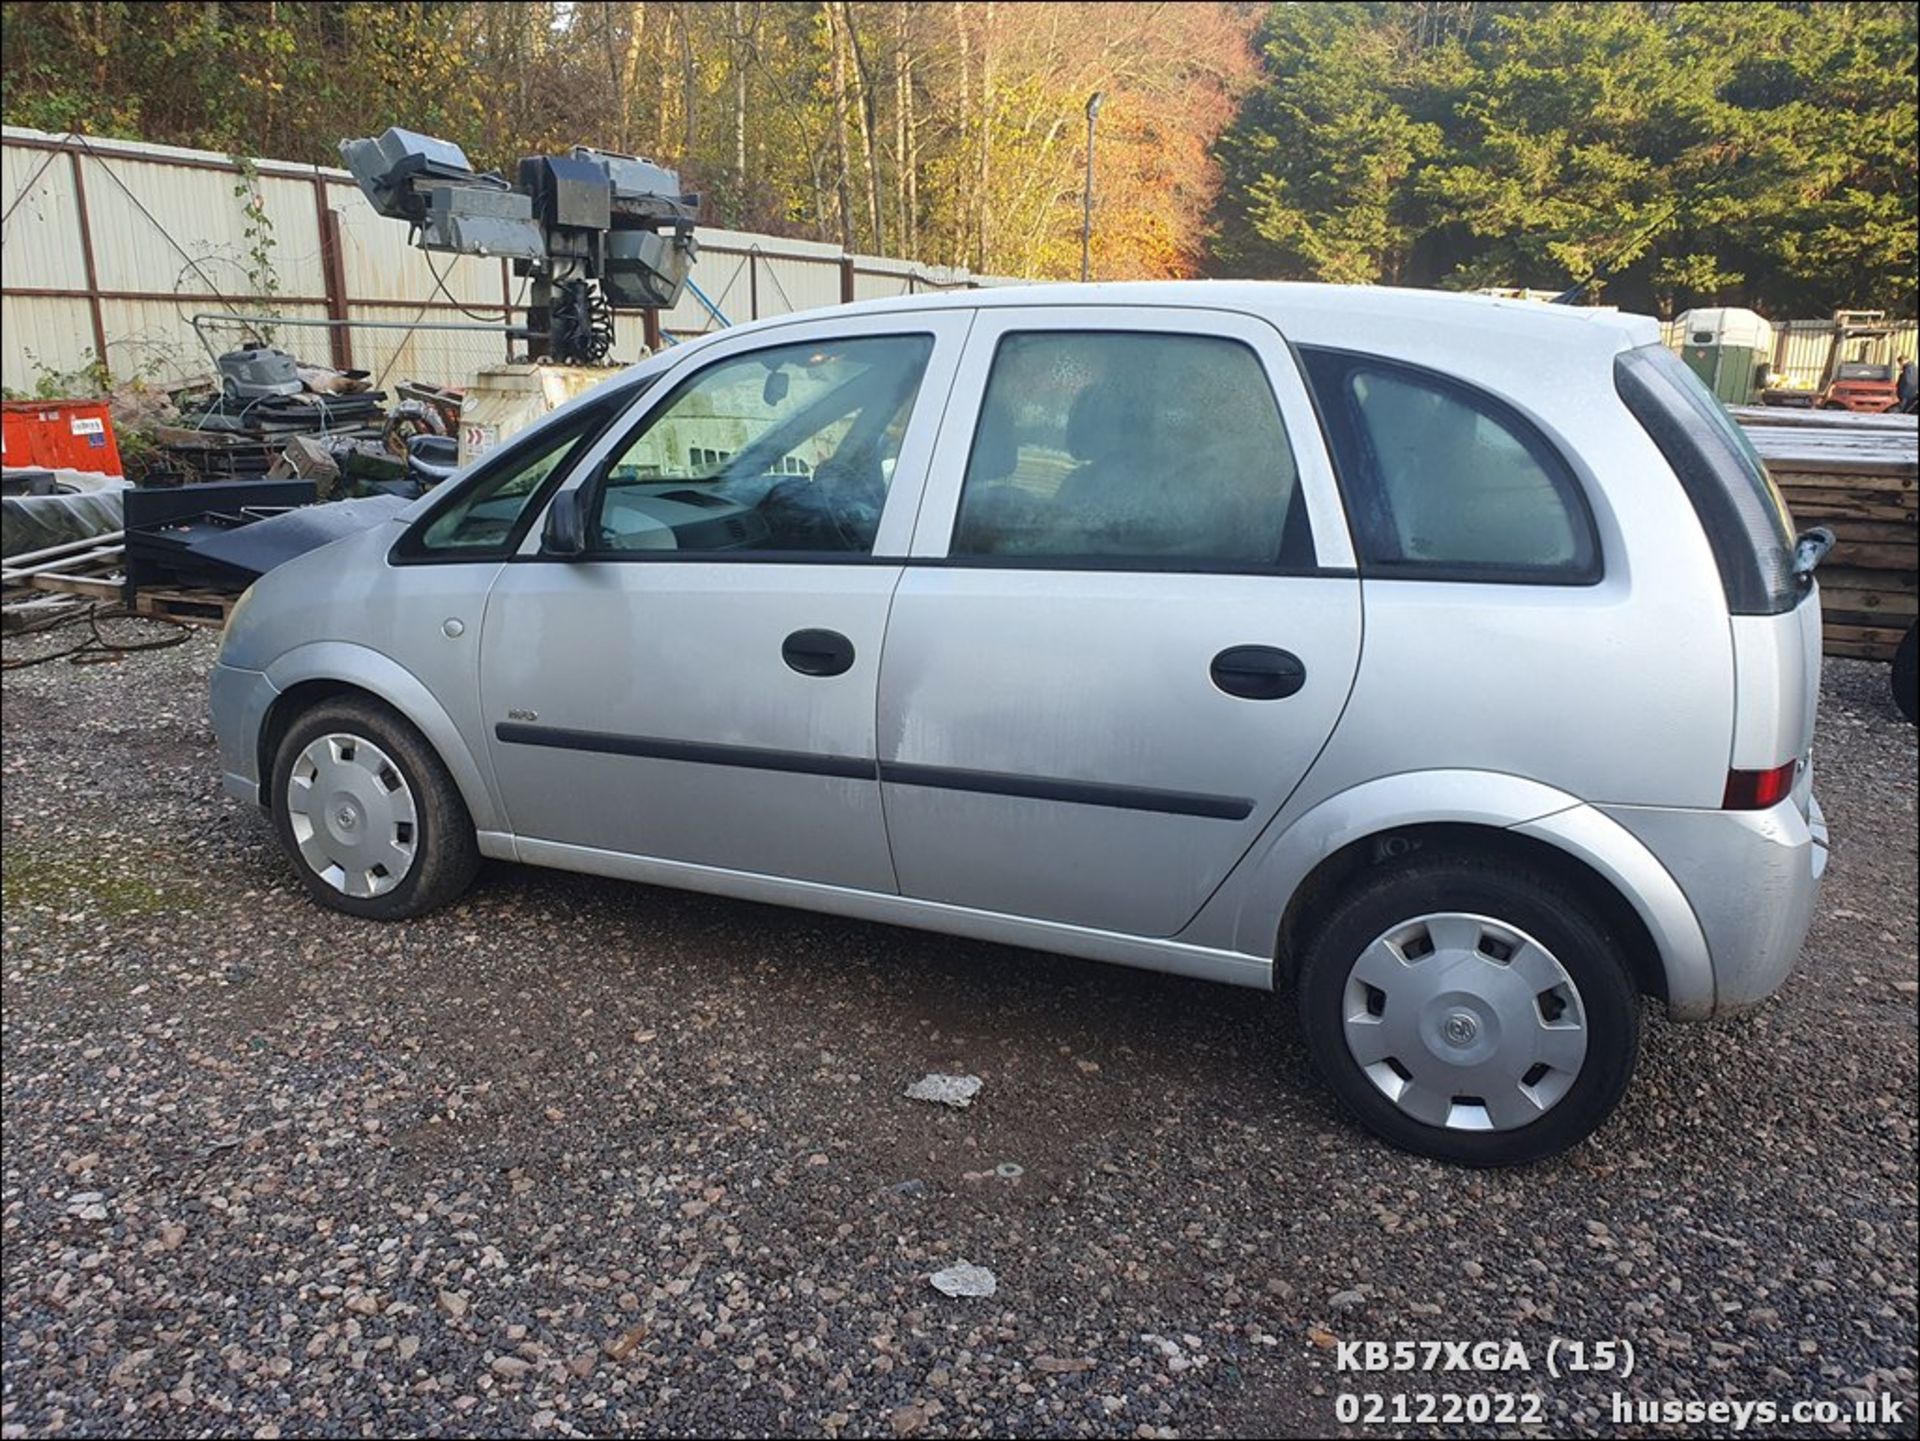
[1613,344,1798,615]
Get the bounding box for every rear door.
[876,305,1361,937]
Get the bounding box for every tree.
[1210,1,1919,314]
[1,0,1259,281]
[1213,3,1442,284]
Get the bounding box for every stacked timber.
[1733,408,1918,662]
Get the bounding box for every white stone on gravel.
[928,1262,997,1297]
[903,1073,982,1108]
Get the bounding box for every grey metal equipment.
[218,343,303,400]
[340,127,700,366]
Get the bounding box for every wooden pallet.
[0,531,126,602]
[129,586,236,628]
[1749,419,1918,663]
[3,534,238,630]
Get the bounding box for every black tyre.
[269,696,480,920]
[1893,621,1918,726]
[1297,856,1640,1167]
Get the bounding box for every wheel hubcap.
[285,733,418,898]
[1341,912,1587,1132]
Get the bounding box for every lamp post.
[1081,90,1105,283]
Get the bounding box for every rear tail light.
[1723,760,1798,810]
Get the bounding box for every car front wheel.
[270,696,479,920]
[1297,856,1640,1166]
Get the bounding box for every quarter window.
[402,392,624,558]
[1303,349,1599,582]
[589,335,933,555]
[951,331,1309,566]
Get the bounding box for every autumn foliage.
[4,2,1914,309]
[0,0,1259,281]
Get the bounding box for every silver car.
[210,283,1829,1165]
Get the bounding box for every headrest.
[969,402,1019,482]
[1066,377,1133,462]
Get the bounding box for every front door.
[479,312,971,891]
[876,305,1362,937]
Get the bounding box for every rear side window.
[1613,344,1796,615]
[950,331,1311,567]
[1301,348,1599,583]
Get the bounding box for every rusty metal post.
[312,177,354,370]
[67,151,110,375]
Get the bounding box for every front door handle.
[1210,645,1306,700]
[782,628,856,677]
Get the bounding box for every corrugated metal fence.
[1,125,1000,395]
[12,125,1915,400]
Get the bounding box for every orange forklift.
[1766,310,1904,410]
[1763,311,1905,411]
[1822,359,1901,412]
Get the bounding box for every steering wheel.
[813,448,888,546]
[756,448,884,551]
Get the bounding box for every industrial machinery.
[340,127,699,365]
[1820,360,1901,413]
[1761,310,1904,411]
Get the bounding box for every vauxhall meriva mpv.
[210,283,1830,1164]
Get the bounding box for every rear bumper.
[1600,792,1827,1016]
[209,660,278,806]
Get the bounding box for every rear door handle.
[782,628,856,677]
[1210,645,1306,700]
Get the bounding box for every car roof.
[635,279,1661,428]
[805,279,1662,354]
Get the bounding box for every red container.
[2,399,125,477]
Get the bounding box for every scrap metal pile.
[4,476,414,631]
[4,344,432,629]
[9,116,700,631]
[160,344,391,482]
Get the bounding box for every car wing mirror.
[542,488,588,557]
[1793,525,1834,583]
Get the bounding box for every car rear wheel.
[270,697,479,920]
[1297,856,1639,1166]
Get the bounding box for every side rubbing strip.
[494,723,874,780]
[878,762,1254,821]
[495,724,1255,820]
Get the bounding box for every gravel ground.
[2,626,1915,1440]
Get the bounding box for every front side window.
[402,391,625,558]
[590,334,934,555]
[1303,349,1599,582]
[950,331,1309,566]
